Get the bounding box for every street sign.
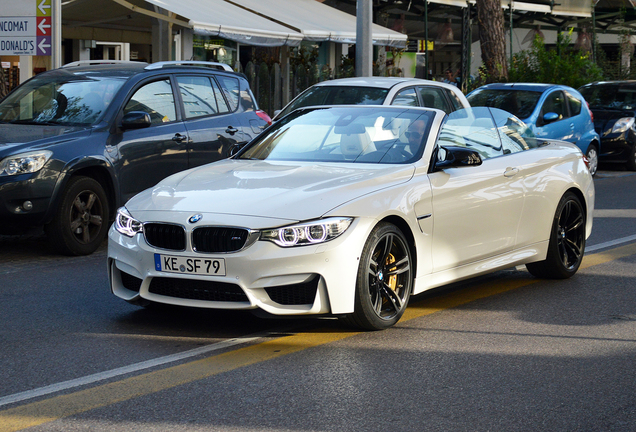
[0,0,52,56]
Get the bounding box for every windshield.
[239,106,435,164]
[579,84,636,110]
[467,89,541,119]
[278,86,389,118]
[0,74,125,126]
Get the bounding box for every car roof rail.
[62,60,148,68]
[144,61,234,72]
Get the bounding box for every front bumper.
[0,168,59,230]
[599,129,636,162]
[107,217,375,316]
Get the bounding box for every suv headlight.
[260,217,352,247]
[611,117,635,134]
[0,150,52,176]
[114,207,144,237]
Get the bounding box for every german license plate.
[154,254,226,276]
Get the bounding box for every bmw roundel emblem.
[188,214,203,224]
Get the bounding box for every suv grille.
[264,276,319,305]
[192,227,249,253]
[149,277,249,302]
[144,223,186,251]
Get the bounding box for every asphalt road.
[1,166,635,432]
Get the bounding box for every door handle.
[504,167,519,178]
[172,133,187,143]
[226,126,239,135]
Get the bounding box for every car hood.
[0,123,88,151]
[126,159,415,223]
[590,108,636,136]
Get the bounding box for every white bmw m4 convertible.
[108,105,594,330]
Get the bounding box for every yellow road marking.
[2,242,635,431]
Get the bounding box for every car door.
[175,74,244,168]
[564,90,585,144]
[534,90,574,143]
[110,77,189,203]
[428,107,525,272]
[488,107,554,248]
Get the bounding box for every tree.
[509,32,603,88]
[475,0,508,82]
[0,67,8,99]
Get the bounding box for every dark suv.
[0,60,271,255]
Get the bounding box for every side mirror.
[121,111,151,130]
[229,142,247,157]
[542,112,560,124]
[435,146,482,170]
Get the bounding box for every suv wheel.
[46,176,110,256]
[627,144,636,171]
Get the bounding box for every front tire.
[341,223,413,330]
[46,176,110,256]
[526,192,585,279]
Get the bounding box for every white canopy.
[450,0,591,16]
[221,0,408,47]
[145,0,304,46]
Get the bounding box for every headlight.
[611,117,635,134]
[114,207,143,237]
[260,217,353,247]
[0,150,52,176]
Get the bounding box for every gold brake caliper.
[385,253,398,291]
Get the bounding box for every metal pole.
[509,0,513,69]
[52,0,62,68]
[356,0,373,77]
[425,0,429,79]
[592,4,597,64]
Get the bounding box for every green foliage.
[594,33,636,81]
[290,44,320,72]
[508,31,603,88]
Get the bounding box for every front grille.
[192,227,249,253]
[149,277,249,302]
[144,223,186,251]
[265,276,319,305]
[120,271,142,292]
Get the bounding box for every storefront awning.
[144,0,304,46]
[450,0,592,16]
[223,0,408,48]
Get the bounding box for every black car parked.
[0,60,271,255]
[579,81,636,171]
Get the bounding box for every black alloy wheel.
[526,192,585,279]
[46,176,110,256]
[342,222,413,330]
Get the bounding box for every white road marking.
[586,234,636,253]
[3,234,636,408]
[0,333,268,408]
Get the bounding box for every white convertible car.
[108,105,594,330]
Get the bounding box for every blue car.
[467,83,601,175]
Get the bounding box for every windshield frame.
[467,88,542,120]
[237,106,436,165]
[0,73,126,126]
[278,85,390,119]
[579,83,636,110]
